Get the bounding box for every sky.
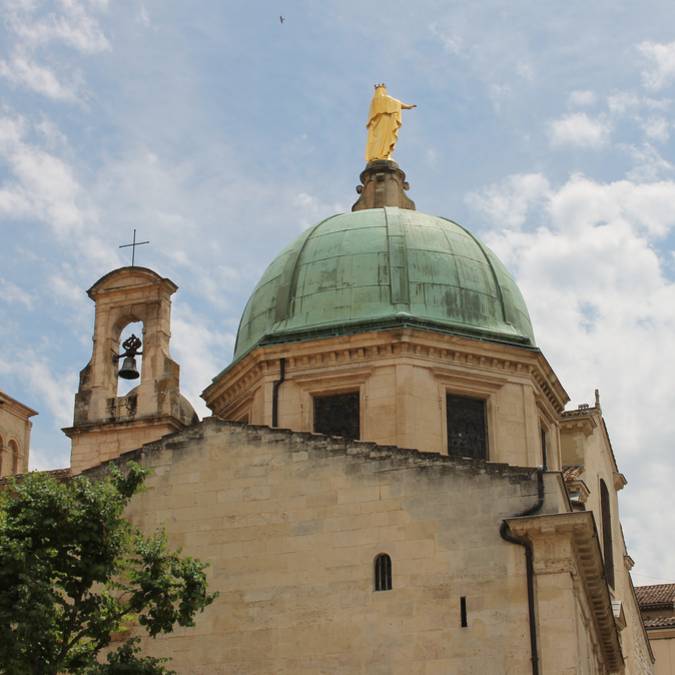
[1,0,675,586]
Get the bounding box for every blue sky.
[2,0,675,585]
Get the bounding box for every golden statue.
[365,84,416,163]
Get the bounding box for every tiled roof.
[644,616,675,629]
[636,584,675,609]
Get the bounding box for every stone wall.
[107,418,616,674]
[561,407,654,674]
[649,629,675,675]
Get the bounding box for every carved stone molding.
[203,328,569,418]
[506,512,624,672]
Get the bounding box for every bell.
[118,356,140,380]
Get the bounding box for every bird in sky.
[280,15,285,23]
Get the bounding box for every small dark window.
[446,394,487,459]
[600,479,615,588]
[314,392,360,439]
[540,426,548,470]
[374,553,392,591]
[460,596,468,627]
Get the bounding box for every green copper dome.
[234,207,535,359]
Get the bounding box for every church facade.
[20,159,658,672]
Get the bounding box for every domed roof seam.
[384,207,411,309]
[438,216,508,325]
[274,213,344,324]
[232,209,535,361]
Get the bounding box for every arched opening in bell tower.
[116,321,144,398]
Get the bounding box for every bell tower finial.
[118,228,150,267]
[63,266,196,473]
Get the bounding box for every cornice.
[0,390,38,419]
[204,328,569,416]
[87,266,177,300]
[62,414,188,437]
[560,407,598,436]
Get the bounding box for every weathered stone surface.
[103,420,546,674]
[204,328,567,471]
[0,389,36,476]
[351,160,415,211]
[64,266,196,473]
[86,418,652,674]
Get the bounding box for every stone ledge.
[82,416,540,488]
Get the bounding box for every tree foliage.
[0,462,216,674]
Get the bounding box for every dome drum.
[202,325,567,470]
[201,204,555,468]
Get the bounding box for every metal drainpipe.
[271,358,286,427]
[499,469,545,675]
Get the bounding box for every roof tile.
[636,584,675,609]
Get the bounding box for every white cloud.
[0,186,32,217]
[292,192,346,229]
[0,353,76,428]
[0,277,33,308]
[548,174,675,237]
[138,3,151,27]
[0,112,91,235]
[35,115,69,149]
[28,445,70,471]
[7,0,110,53]
[0,52,80,101]
[428,22,463,55]
[195,265,242,311]
[624,143,674,183]
[640,115,670,142]
[466,173,551,229]
[469,171,675,579]
[0,0,109,103]
[639,40,675,91]
[171,303,236,418]
[0,111,118,274]
[549,112,611,148]
[568,90,596,107]
[48,272,87,305]
[488,83,512,112]
[607,92,641,116]
[515,61,534,82]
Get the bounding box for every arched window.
[600,479,614,588]
[374,553,392,591]
[8,440,19,474]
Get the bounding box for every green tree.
[0,462,216,674]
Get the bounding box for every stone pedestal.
[351,160,415,211]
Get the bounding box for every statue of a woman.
[365,84,416,163]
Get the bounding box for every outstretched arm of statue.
[401,103,417,109]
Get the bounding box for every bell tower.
[64,266,197,473]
